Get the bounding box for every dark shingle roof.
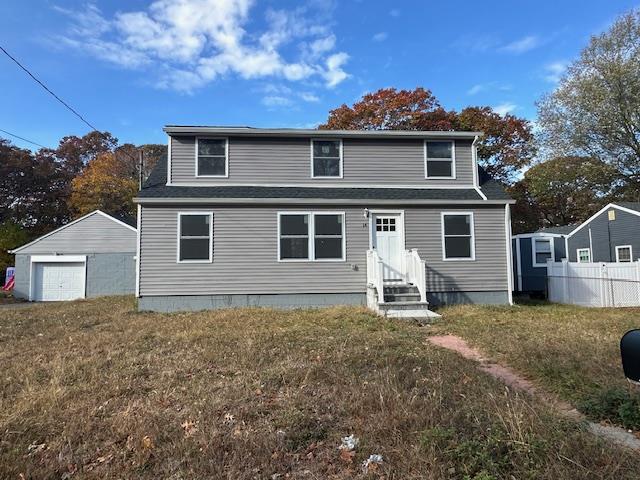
[139,153,510,202]
[535,224,579,235]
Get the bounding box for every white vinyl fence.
[547,260,640,307]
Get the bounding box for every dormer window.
[311,139,342,178]
[425,140,455,179]
[196,138,228,177]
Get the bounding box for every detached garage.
[10,210,137,301]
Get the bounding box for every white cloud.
[323,52,350,88]
[467,84,484,95]
[54,1,350,92]
[372,32,388,42]
[262,95,294,107]
[493,102,517,116]
[467,81,512,95]
[544,61,568,83]
[300,92,320,102]
[500,35,541,54]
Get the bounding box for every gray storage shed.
[10,210,137,301]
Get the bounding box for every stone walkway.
[427,334,640,451]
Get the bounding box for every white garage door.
[33,262,85,301]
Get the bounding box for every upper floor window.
[177,212,213,263]
[442,212,474,260]
[616,245,633,263]
[196,138,228,177]
[311,139,342,178]
[532,238,553,267]
[425,141,455,179]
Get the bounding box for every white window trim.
[310,139,343,179]
[441,211,475,261]
[195,137,229,178]
[576,248,591,263]
[176,212,214,264]
[616,245,633,263]
[277,211,346,262]
[532,237,554,267]
[425,140,456,180]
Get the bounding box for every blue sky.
[0,0,637,149]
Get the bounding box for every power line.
[0,128,47,149]
[0,45,98,131]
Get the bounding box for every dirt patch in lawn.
[1,297,640,479]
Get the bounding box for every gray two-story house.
[135,126,514,316]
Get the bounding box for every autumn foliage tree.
[321,87,535,184]
[69,151,139,218]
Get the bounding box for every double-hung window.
[279,212,345,261]
[616,245,633,263]
[577,248,591,263]
[425,141,455,178]
[177,213,213,262]
[442,212,474,260]
[196,138,227,177]
[311,140,342,178]
[532,238,553,267]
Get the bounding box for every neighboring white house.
[10,210,137,301]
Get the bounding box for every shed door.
[33,262,85,301]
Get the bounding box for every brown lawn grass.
[434,301,640,429]
[1,297,639,479]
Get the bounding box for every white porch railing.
[367,248,427,306]
[404,249,427,303]
[366,249,385,304]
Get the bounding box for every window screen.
[280,214,310,259]
[279,213,345,260]
[312,140,341,177]
[197,138,227,176]
[443,214,473,259]
[179,214,212,261]
[314,214,343,259]
[426,141,453,178]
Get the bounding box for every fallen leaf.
[142,435,154,450]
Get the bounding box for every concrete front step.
[383,284,420,295]
[384,308,441,319]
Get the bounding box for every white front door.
[33,262,85,301]
[371,213,404,281]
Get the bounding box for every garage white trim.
[29,255,87,301]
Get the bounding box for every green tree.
[537,9,640,183]
[521,156,621,227]
[0,221,29,279]
[321,87,535,184]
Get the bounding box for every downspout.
[471,135,488,200]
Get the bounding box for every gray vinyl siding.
[568,208,640,262]
[170,136,474,186]
[139,204,508,297]
[15,213,136,254]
